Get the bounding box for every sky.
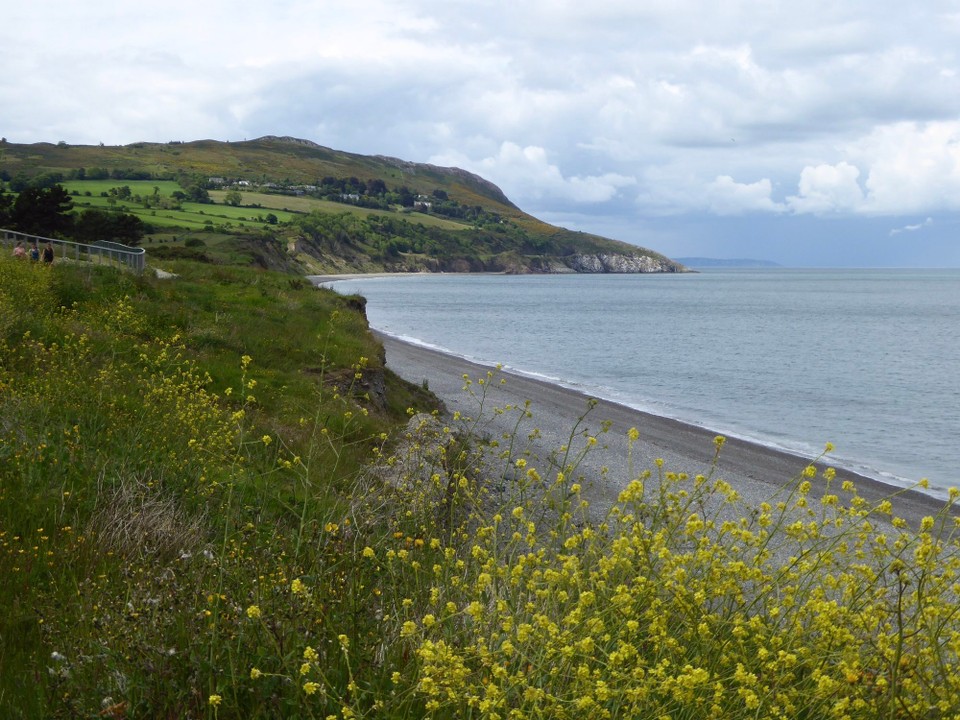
[3,1,960,267]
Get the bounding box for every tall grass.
[2,254,959,719]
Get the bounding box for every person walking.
[12,241,26,258]
[41,241,54,264]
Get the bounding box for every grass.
[2,254,960,719]
[206,191,474,231]
[0,255,436,718]
[63,183,299,230]
[62,180,183,196]
[58,181,471,237]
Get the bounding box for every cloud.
[5,1,960,264]
[889,217,933,236]
[851,122,960,214]
[704,176,783,215]
[779,122,960,216]
[786,162,865,215]
[432,142,636,205]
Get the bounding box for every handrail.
[1,228,146,274]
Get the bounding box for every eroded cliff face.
[558,253,687,273]
[297,245,688,275]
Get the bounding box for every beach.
[375,331,947,525]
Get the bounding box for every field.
[63,181,297,230]
[55,181,473,236]
[61,180,183,196]
[207,191,474,231]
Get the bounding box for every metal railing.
[1,228,146,273]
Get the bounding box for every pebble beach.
[376,331,946,526]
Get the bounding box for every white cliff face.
[563,253,684,273]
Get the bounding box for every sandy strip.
[376,331,948,527]
[308,272,434,286]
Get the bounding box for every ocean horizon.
[329,268,960,498]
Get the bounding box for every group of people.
[11,240,54,263]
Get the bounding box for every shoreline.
[375,330,950,526]
[308,271,500,287]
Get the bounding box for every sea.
[327,269,960,498]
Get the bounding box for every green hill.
[0,136,686,274]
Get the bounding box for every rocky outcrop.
[562,253,686,273]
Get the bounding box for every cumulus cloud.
[786,162,865,215]
[775,122,960,216]
[704,176,783,215]
[852,122,960,214]
[704,120,960,218]
[433,142,636,205]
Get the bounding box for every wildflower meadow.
[2,254,959,719]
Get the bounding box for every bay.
[329,269,960,496]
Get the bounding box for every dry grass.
[88,472,208,560]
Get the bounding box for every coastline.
[375,330,949,526]
[309,272,457,287]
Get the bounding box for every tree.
[31,172,66,189]
[11,185,74,236]
[224,190,242,206]
[73,209,145,246]
[186,185,211,203]
[396,186,414,207]
[9,173,30,192]
[0,189,12,227]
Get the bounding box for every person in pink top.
[12,241,26,258]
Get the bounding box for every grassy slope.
[0,255,437,718]
[2,138,520,216]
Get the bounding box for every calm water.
[330,270,960,495]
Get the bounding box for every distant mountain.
[675,257,781,268]
[0,136,688,275]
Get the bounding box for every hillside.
[0,136,686,274]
